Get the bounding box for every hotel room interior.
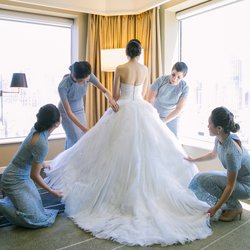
[0,0,249,249]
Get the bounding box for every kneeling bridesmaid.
[185,106,250,221]
[0,104,63,228]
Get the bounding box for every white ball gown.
[45,83,212,246]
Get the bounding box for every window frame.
[176,0,250,150]
[0,9,76,144]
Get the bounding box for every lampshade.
[10,73,28,88]
[101,48,144,72]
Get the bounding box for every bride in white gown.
[46,39,212,246]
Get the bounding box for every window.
[0,10,72,141]
[178,0,250,149]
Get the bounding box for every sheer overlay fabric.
[46,84,212,246]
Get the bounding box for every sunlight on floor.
[241,201,250,211]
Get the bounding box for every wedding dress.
[45,83,212,246]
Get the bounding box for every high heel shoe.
[219,208,243,222]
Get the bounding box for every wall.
[183,145,224,172]
[0,0,88,168]
[161,9,179,74]
[159,0,208,72]
[0,139,65,168]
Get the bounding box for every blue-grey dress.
[150,75,189,136]
[0,127,59,228]
[58,73,98,149]
[189,134,250,210]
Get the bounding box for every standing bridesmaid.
[58,61,119,149]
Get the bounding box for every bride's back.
[113,39,148,100]
[117,61,147,85]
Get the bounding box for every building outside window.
[0,10,72,141]
[178,0,250,149]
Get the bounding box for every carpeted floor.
[0,203,250,250]
[1,170,250,249]
[0,173,65,228]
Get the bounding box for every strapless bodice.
[120,83,143,100]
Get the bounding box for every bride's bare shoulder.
[117,62,129,69]
[116,62,147,74]
[114,64,127,75]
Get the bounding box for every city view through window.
[0,15,71,140]
[179,0,250,149]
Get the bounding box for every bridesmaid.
[0,104,63,228]
[58,61,119,149]
[148,61,189,137]
[186,106,250,221]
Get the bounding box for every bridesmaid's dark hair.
[34,104,60,132]
[126,39,142,59]
[172,62,188,77]
[211,106,240,134]
[70,61,92,80]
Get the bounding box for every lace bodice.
[120,83,143,100]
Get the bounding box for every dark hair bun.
[126,39,142,58]
[231,122,240,133]
[211,106,240,134]
[34,104,60,132]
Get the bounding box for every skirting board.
[0,161,52,174]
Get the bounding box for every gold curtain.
[150,7,163,82]
[85,8,162,127]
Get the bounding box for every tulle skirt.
[46,99,212,246]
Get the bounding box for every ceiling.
[10,0,172,15]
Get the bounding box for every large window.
[0,10,72,141]
[178,0,250,149]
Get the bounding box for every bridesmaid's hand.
[184,156,195,162]
[208,206,218,217]
[42,162,51,170]
[52,190,63,198]
[109,98,119,112]
[82,127,89,133]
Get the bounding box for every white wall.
[183,145,224,172]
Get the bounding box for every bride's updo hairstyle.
[34,104,60,132]
[126,39,142,59]
[211,106,240,134]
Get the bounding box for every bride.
[46,39,212,246]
